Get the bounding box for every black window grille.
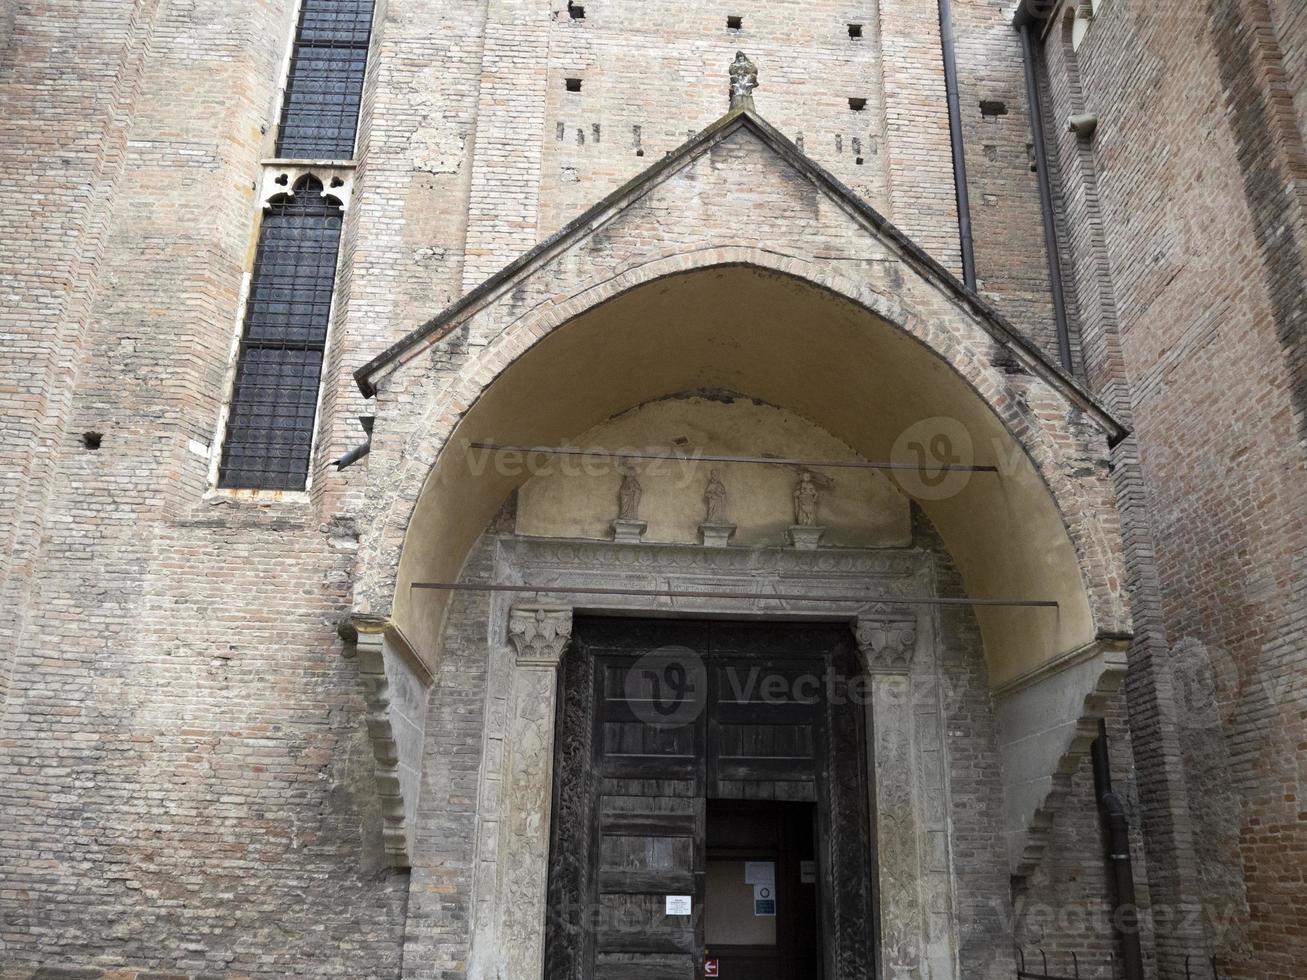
[218,176,343,490]
[275,0,375,159]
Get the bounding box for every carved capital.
[853,608,917,673]
[507,606,574,669]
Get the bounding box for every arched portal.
[367,262,1124,686]
[346,111,1133,979]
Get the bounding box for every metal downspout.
[1091,719,1147,980]
[938,0,977,291]
[1015,4,1074,372]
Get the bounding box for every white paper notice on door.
[753,883,777,916]
[665,895,692,916]
[744,861,775,886]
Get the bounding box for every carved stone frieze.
[500,536,922,584]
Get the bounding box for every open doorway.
[704,799,822,978]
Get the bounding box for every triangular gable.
[353,109,1125,443]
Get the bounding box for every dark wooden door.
[545,619,877,980]
[547,620,709,980]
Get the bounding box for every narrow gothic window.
[218,176,343,490]
[275,0,375,159]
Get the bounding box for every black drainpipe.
[1014,2,1074,372]
[1091,719,1146,980]
[937,0,977,291]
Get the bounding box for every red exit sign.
[705,958,719,977]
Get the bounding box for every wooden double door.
[544,618,878,980]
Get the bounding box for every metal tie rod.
[412,581,1058,609]
[467,442,998,474]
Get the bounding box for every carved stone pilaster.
[851,608,956,979]
[480,604,574,977]
[507,605,573,668]
[854,607,918,673]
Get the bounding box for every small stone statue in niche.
[617,459,642,521]
[788,470,826,550]
[703,468,727,524]
[698,467,735,548]
[728,51,758,111]
[792,471,819,527]
[612,458,648,544]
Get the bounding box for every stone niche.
[514,393,912,548]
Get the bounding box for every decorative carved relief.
[259,162,354,210]
[506,606,573,668]
[469,603,578,977]
[503,535,921,578]
[854,607,918,672]
[873,694,924,979]
[850,607,957,979]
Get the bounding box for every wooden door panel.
[595,953,697,979]
[595,893,700,953]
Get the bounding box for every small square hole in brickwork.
[727,15,742,29]
[848,23,863,38]
[565,77,582,92]
[980,99,1008,117]
[568,1,585,19]
[82,431,103,450]
[848,97,867,111]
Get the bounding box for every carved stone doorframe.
[463,536,959,979]
[854,608,958,980]
[467,604,573,980]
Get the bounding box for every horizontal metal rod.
[412,581,1058,609]
[467,442,999,474]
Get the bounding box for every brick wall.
[0,0,158,709]
[0,0,411,974]
[1040,0,1307,975]
[950,0,1068,365]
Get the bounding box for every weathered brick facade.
[0,0,1302,977]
